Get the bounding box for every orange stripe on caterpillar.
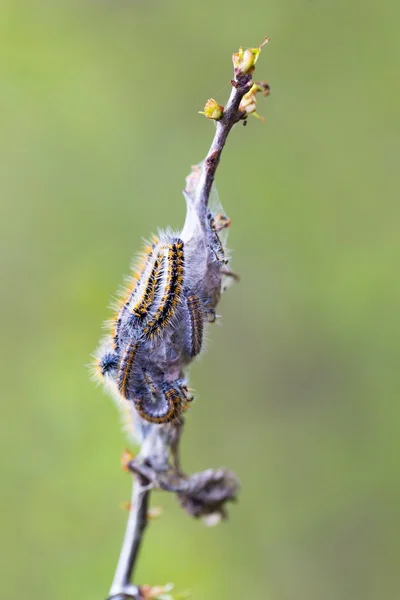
[112,237,160,347]
[131,250,164,318]
[120,241,157,309]
[185,295,204,357]
[142,239,185,339]
[131,236,159,284]
[135,382,185,424]
[117,340,140,399]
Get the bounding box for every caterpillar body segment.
[205,307,216,323]
[206,211,229,265]
[143,372,159,396]
[129,248,165,319]
[184,294,204,357]
[142,239,185,340]
[111,236,160,349]
[200,297,217,323]
[135,378,188,424]
[112,312,125,352]
[178,381,194,404]
[131,236,159,282]
[117,340,141,399]
[92,340,119,384]
[99,351,119,377]
[95,163,237,433]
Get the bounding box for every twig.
[107,420,239,599]
[194,70,253,219]
[108,477,150,599]
[107,426,170,600]
[105,40,269,599]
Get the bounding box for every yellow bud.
[147,506,163,520]
[121,449,134,471]
[241,48,256,73]
[232,47,245,69]
[239,80,269,120]
[199,98,224,120]
[233,38,270,74]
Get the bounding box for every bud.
[121,449,134,472]
[232,37,269,74]
[236,48,255,74]
[239,82,270,120]
[148,505,163,520]
[199,98,224,120]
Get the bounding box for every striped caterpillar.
[94,163,235,438]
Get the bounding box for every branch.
[105,39,270,600]
[107,427,170,600]
[107,422,239,599]
[195,74,252,219]
[108,474,150,600]
[194,37,270,218]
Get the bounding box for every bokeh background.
[1,1,399,599]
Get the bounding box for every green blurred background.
[1,1,399,598]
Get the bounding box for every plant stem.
[108,477,150,599]
[195,71,252,218]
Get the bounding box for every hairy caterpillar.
[184,295,204,358]
[94,162,234,439]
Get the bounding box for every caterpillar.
[117,340,140,399]
[135,379,187,424]
[94,161,237,433]
[99,352,119,377]
[142,239,185,339]
[207,212,229,265]
[185,295,204,357]
[112,238,159,350]
[130,249,164,319]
